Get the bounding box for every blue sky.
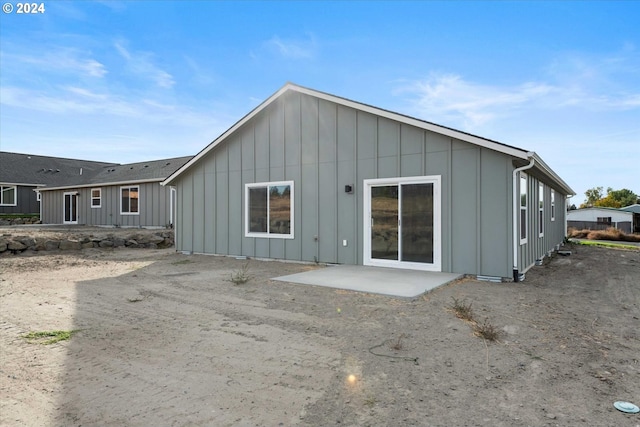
[1,1,638,204]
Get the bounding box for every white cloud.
[265,34,317,59]
[3,48,107,78]
[114,40,175,88]
[397,74,557,127]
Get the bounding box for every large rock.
[59,240,82,250]
[7,240,27,251]
[44,240,60,250]
[0,238,8,252]
[99,240,114,248]
[17,236,36,248]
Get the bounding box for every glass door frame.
[363,175,441,272]
[63,191,79,224]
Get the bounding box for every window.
[539,183,544,237]
[597,217,612,224]
[36,192,41,202]
[519,173,527,244]
[121,186,139,214]
[551,190,555,222]
[91,188,101,208]
[1,185,17,206]
[245,181,294,239]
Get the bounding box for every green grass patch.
[574,240,639,250]
[23,330,79,345]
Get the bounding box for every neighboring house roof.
[620,204,640,214]
[162,82,574,195]
[0,151,115,187]
[37,156,193,191]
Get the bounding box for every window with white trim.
[120,186,139,214]
[36,192,41,202]
[245,181,294,239]
[91,188,101,208]
[538,183,544,237]
[520,173,527,244]
[550,190,555,221]
[1,185,17,206]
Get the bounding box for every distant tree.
[594,195,622,208]
[606,188,637,207]
[568,204,577,210]
[580,187,603,208]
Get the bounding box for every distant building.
[567,207,634,233]
[0,152,114,216]
[37,156,192,228]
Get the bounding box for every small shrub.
[449,297,474,321]
[473,319,501,341]
[389,334,406,351]
[230,262,252,285]
[568,227,640,242]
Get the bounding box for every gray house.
[38,156,192,228]
[163,83,574,281]
[0,152,114,216]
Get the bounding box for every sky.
[1,1,638,205]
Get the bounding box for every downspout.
[512,156,535,282]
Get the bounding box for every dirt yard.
[1,240,639,426]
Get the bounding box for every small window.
[597,217,612,224]
[121,186,139,215]
[91,188,102,208]
[550,190,555,222]
[0,185,17,206]
[36,192,42,202]
[245,181,294,239]
[519,173,527,244]
[538,183,544,237]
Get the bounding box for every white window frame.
[244,180,294,239]
[363,175,442,272]
[36,191,42,202]
[538,183,544,237]
[0,185,17,206]
[120,185,140,215]
[91,188,102,208]
[520,173,528,245]
[550,189,555,222]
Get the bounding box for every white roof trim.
[163,83,567,190]
[37,178,163,192]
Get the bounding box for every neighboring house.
[38,156,192,228]
[620,204,640,233]
[567,207,634,234]
[163,83,574,281]
[0,152,115,216]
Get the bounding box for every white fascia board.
[530,152,576,196]
[37,178,163,192]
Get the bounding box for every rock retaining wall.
[0,217,41,226]
[0,230,174,255]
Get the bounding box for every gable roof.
[0,151,115,187]
[34,156,193,192]
[162,83,574,195]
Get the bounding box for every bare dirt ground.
[1,239,639,427]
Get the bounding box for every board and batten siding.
[517,173,567,275]
[174,90,525,278]
[40,182,172,227]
